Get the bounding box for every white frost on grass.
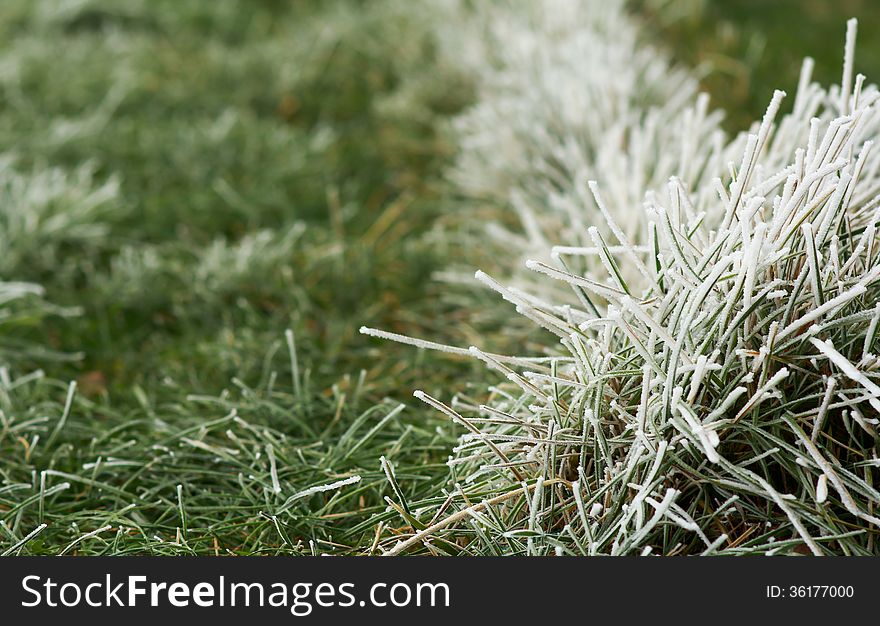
[278,476,362,514]
[365,8,880,555]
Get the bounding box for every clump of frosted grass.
[364,20,880,555]
[0,280,51,364]
[192,223,306,299]
[95,223,306,311]
[0,157,119,277]
[434,0,727,276]
[0,158,111,363]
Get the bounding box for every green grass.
[654,0,880,131]
[1,0,876,555]
[0,0,483,555]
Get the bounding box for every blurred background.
[652,0,880,129]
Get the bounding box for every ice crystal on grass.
[365,18,880,555]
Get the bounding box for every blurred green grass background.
[0,0,875,554]
[655,0,880,129]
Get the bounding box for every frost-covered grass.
[3,0,878,556]
[365,6,880,555]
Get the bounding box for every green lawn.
[0,0,481,555]
[0,0,875,554]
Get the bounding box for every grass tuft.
[366,7,880,555]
